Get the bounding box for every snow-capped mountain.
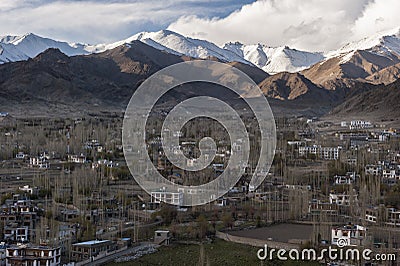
[1,28,400,78]
[325,27,400,63]
[108,30,250,64]
[0,33,91,59]
[223,42,323,74]
[0,42,29,63]
[0,30,325,74]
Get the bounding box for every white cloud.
[0,0,243,44]
[168,0,399,52]
[351,0,400,41]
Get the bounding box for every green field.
[107,239,320,266]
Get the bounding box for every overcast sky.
[0,0,399,52]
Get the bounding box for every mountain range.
[0,28,399,123]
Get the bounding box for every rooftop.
[72,239,111,246]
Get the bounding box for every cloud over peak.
[168,0,400,52]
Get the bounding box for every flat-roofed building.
[151,191,183,206]
[6,244,61,266]
[71,240,116,262]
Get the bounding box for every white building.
[29,157,49,169]
[331,224,367,247]
[151,190,183,206]
[299,145,341,160]
[383,169,399,179]
[68,154,86,164]
[329,193,358,206]
[334,172,357,185]
[349,120,372,130]
[18,185,39,195]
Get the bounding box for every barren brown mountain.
[366,62,400,85]
[328,79,400,125]
[302,50,400,87]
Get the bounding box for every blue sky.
[0,0,399,51]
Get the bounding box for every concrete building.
[331,224,367,247]
[151,190,183,206]
[349,120,372,130]
[154,230,170,245]
[329,192,358,206]
[29,157,49,169]
[299,145,341,160]
[6,244,61,266]
[71,240,115,262]
[365,164,382,175]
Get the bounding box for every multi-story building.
[365,164,382,175]
[6,245,61,266]
[387,208,400,226]
[299,145,341,160]
[331,224,367,247]
[334,172,357,185]
[151,190,183,206]
[349,120,372,130]
[29,157,49,169]
[329,193,358,206]
[308,199,338,216]
[3,227,29,242]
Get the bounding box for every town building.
[151,190,183,206]
[329,192,358,206]
[331,224,367,247]
[71,240,115,262]
[6,244,61,266]
[154,230,170,245]
[299,145,341,160]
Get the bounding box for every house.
[331,224,367,247]
[365,207,379,223]
[329,192,358,206]
[71,240,116,262]
[151,190,183,206]
[6,244,61,266]
[215,197,227,207]
[29,157,49,169]
[84,139,103,152]
[308,199,338,216]
[18,185,39,195]
[383,169,399,179]
[365,164,381,175]
[3,226,29,242]
[387,208,400,226]
[68,154,86,164]
[154,230,170,245]
[334,172,357,185]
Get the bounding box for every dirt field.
[227,223,313,243]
